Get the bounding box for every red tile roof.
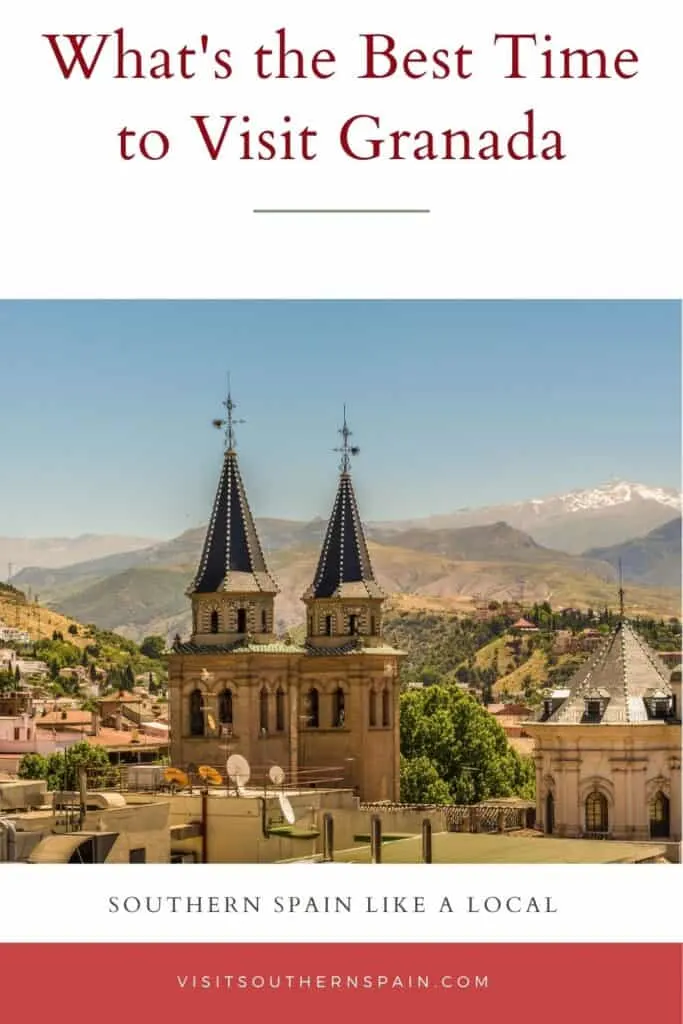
[36,711,92,727]
[86,727,167,749]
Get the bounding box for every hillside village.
[1,462,680,866]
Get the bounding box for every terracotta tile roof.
[98,692,141,704]
[86,727,168,749]
[488,703,532,717]
[36,711,92,727]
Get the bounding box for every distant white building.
[0,625,31,644]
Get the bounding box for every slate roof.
[537,620,674,725]
[303,471,384,600]
[189,448,278,596]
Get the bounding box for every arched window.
[369,689,377,727]
[370,615,376,635]
[276,687,285,731]
[333,687,345,727]
[324,615,332,636]
[210,610,219,634]
[545,792,554,835]
[308,617,313,635]
[261,609,268,633]
[585,791,609,834]
[218,688,233,726]
[381,687,390,727]
[259,687,269,733]
[650,790,670,838]
[189,688,204,736]
[237,608,247,633]
[306,688,319,728]
[348,614,358,635]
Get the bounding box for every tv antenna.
[267,763,295,822]
[226,753,250,795]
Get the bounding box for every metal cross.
[212,374,245,451]
[333,405,360,474]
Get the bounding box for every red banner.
[1,943,680,1022]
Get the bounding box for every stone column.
[288,676,299,787]
[670,753,681,841]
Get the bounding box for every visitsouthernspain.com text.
[176,974,489,991]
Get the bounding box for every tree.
[400,755,452,804]
[18,741,117,790]
[17,752,49,781]
[400,684,535,804]
[140,635,166,660]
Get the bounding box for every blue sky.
[0,300,679,538]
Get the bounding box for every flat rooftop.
[300,832,670,864]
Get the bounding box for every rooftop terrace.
[287,831,670,864]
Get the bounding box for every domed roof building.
[525,618,681,846]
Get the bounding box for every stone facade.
[169,645,401,801]
[525,625,681,843]
[168,412,403,802]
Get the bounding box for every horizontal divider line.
[253,208,431,214]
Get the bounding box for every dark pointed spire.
[304,410,383,600]
[190,391,277,596]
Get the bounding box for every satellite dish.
[269,764,285,786]
[227,753,250,793]
[277,790,296,825]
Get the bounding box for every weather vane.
[333,404,360,474]
[212,374,245,451]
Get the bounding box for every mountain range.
[5,480,681,641]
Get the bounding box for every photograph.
[1,299,680,866]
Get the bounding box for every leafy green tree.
[18,742,117,790]
[400,755,452,804]
[140,635,166,659]
[17,752,49,780]
[400,685,535,803]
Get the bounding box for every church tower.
[168,390,297,776]
[303,409,386,648]
[298,410,404,801]
[187,390,278,645]
[168,401,403,803]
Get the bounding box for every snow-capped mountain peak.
[537,481,681,514]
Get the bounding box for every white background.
[0,0,680,298]
[2,864,682,942]
[0,0,680,943]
